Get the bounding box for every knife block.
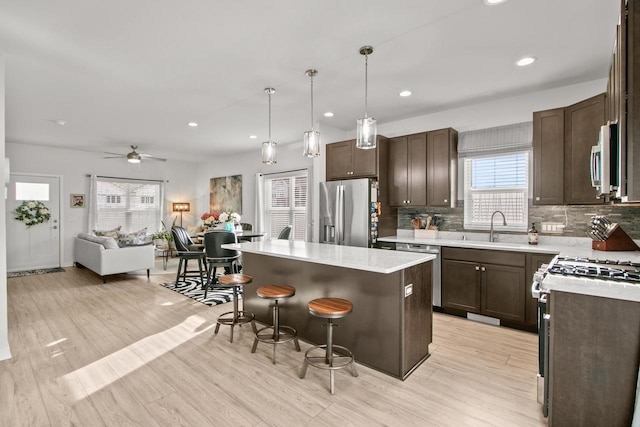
[592,225,640,251]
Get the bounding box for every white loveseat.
[74,233,155,282]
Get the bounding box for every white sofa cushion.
[77,232,119,249]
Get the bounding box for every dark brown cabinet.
[564,93,606,204]
[442,247,526,324]
[326,138,384,181]
[427,128,457,207]
[387,128,457,207]
[532,93,605,205]
[388,133,427,206]
[533,108,565,205]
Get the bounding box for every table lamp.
[172,202,190,227]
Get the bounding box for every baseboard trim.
[466,312,500,326]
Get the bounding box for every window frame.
[263,170,309,241]
[463,150,529,232]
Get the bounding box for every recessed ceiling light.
[516,56,536,66]
[484,0,507,5]
[324,112,334,117]
[187,122,198,127]
[249,135,257,139]
[52,119,66,126]
[399,90,412,97]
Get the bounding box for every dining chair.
[239,222,253,242]
[203,231,241,298]
[277,226,292,240]
[171,226,206,285]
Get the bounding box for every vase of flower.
[224,222,234,231]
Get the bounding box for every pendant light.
[262,88,277,164]
[303,69,320,157]
[356,45,377,149]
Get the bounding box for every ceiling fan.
[103,145,167,163]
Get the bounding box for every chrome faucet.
[490,211,507,242]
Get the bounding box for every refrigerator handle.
[336,184,345,244]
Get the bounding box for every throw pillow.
[77,233,120,249]
[116,227,150,247]
[93,226,122,238]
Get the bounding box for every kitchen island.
[229,240,435,379]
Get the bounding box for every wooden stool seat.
[218,273,253,286]
[257,285,296,299]
[300,297,358,394]
[308,297,353,318]
[214,273,256,343]
[252,284,300,363]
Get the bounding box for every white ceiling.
[0,0,620,163]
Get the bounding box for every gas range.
[532,255,640,302]
[547,256,640,283]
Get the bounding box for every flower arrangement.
[150,220,173,242]
[15,200,51,227]
[219,210,241,224]
[201,211,220,226]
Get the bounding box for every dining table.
[195,230,265,243]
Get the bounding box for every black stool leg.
[175,258,183,284]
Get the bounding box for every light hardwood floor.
[1,265,548,426]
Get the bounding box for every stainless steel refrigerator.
[319,178,379,248]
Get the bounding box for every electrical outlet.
[541,222,565,234]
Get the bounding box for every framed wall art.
[71,193,85,208]
[210,175,242,214]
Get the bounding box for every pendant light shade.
[303,69,320,157]
[356,45,377,149]
[262,87,277,164]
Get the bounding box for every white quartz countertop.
[378,233,640,262]
[224,240,435,274]
[541,274,640,303]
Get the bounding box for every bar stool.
[251,285,301,364]
[300,297,358,394]
[214,273,256,343]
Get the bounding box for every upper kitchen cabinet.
[533,108,565,205]
[427,128,458,207]
[326,137,387,181]
[388,133,427,207]
[532,93,605,205]
[564,93,605,204]
[387,128,457,208]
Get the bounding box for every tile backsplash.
[397,202,640,239]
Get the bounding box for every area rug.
[7,267,65,278]
[160,278,238,307]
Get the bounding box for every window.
[91,177,164,233]
[264,171,308,240]
[463,152,528,231]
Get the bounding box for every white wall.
[0,55,10,360]
[193,78,607,241]
[5,143,200,267]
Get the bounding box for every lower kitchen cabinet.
[442,247,529,325]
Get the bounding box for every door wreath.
[15,200,51,227]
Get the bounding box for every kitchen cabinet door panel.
[389,136,408,206]
[481,264,526,322]
[442,259,480,313]
[326,140,354,181]
[427,129,456,207]
[533,108,565,205]
[564,93,605,204]
[409,133,427,206]
[353,145,378,177]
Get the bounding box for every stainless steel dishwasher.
[396,243,441,307]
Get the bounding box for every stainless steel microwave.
[590,122,619,198]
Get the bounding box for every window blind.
[265,171,308,240]
[464,152,528,231]
[458,122,533,157]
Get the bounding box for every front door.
[6,174,61,272]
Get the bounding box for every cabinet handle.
[481,267,486,272]
[444,199,447,203]
[475,266,480,271]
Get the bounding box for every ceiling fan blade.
[104,152,125,156]
[103,156,125,159]
[140,153,167,162]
